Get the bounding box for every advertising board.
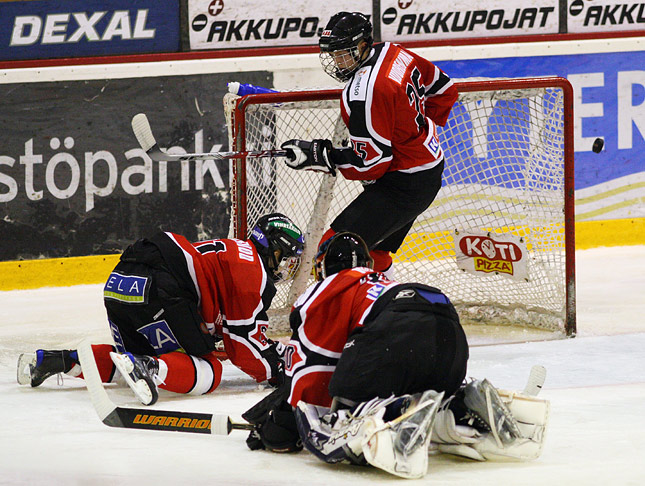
[380,0,560,41]
[0,0,180,61]
[0,71,272,260]
[436,50,645,220]
[188,0,371,49]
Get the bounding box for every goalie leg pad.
[362,390,444,479]
[473,390,550,461]
[296,391,445,478]
[433,389,550,462]
[295,395,403,465]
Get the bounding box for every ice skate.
[17,349,77,387]
[110,352,160,406]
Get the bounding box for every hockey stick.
[131,113,289,162]
[77,340,254,436]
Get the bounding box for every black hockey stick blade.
[131,113,289,162]
[102,406,254,435]
[77,339,254,436]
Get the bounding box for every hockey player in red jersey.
[241,233,550,478]
[242,232,468,448]
[17,213,304,406]
[281,11,458,277]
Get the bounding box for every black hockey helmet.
[319,11,373,82]
[314,232,373,281]
[249,213,305,283]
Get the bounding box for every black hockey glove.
[242,384,303,453]
[281,139,336,176]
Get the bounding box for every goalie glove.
[242,384,303,453]
[281,139,337,176]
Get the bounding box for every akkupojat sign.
[567,0,645,33]
[0,0,180,61]
[380,0,560,41]
[0,71,272,261]
[188,0,371,49]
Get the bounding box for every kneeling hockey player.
[242,232,550,478]
[18,213,304,406]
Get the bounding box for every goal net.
[224,77,576,336]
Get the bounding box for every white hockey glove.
[281,139,336,176]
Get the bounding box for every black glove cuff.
[260,407,303,453]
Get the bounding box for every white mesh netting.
[224,79,574,335]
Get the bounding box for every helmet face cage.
[250,214,305,283]
[314,232,374,281]
[319,47,363,83]
[319,12,373,83]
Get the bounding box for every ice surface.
[1,246,644,485]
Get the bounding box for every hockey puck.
[592,138,604,153]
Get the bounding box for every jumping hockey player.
[17,213,304,406]
[280,11,458,278]
[241,232,550,478]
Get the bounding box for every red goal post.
[224,77,576,337]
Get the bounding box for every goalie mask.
[315,232,373,281]
[319,12,373,82]
[249,213,305,283]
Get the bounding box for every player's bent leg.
[156,351,223,395]
[433,380,550,461]
[78,344,119,383]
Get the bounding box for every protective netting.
[224,80,573,335]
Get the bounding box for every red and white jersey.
[284,267,400,408]
[164,233,276,383]
[338,42,458,181]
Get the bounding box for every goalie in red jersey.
[242,233,550,479]
[243,233,468,447]
[281,11,458,278]
[17,213,304,406]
